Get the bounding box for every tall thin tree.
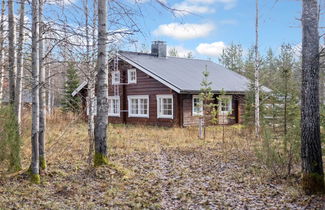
[94,0,108,166]
[39,0,46,170]
[31,0,40,184]
[301,0,325,194]
[0,0,5,103]
[254,0,260,138]
[8,0,16,104]
[15,0,25,134]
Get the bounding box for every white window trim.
[128,69,137,84]
[127,95,149,118]
[108,96,120,117]
[218,95,232,115]
[192,95,203,116]
[112,71,120,85]
[157,94,173,119]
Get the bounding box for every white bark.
[94,0,108,165]
[15,0,25,133]
[254,0,260,138]
[8,0,16,105]
[84,0,95,165]
[31,0,40,178]
[39,0,46,169]
[0,0,5,103]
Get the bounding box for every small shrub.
[0,105,22,172]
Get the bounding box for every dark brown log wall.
[108,60,180,127]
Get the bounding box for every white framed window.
[218,95,232,115]
[192,95,203,116]
[108,96,120,117]
[128,69,137,84]
[157,95,173,119]
[128,95,149,118]
[112,71,120,84]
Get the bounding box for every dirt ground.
[0,116,324,209]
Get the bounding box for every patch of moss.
[94,152,108,167]
[39,156,47,170]
[302,173,325,195]
[30,173,41,184]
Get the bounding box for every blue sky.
[122,0,305,60]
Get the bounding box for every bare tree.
[39,0,47,171]
[8,0,16,105]
[31,0,40,184]
[254,0,260,138]
[15,0,25,133]
[94,0,108,166]
[301,0,325,194]
[83,0,96,166]
[0,0,5,103]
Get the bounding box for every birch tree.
[8,0,16,104]
[15,0,25,134]
[31,0,40,184]
[301,0,325,194]
[254,0,260,138]
[0,0,4,103]
[39,0,46,171]
[94,0,108,166]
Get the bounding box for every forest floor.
[0,112,325,209]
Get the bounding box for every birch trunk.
[8,0,16,105]
[254,0,260,138]
[301,0,325,194]
[47,64,52,115]
[39,0,46,171]
[94,0,108,166]
[84,0,95,166]
[15,0,25,134]
[0,0,5,103]
[31,0,40,184]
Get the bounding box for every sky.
[123,0,310,61]
[12,0,324,62]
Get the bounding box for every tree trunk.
[39,0,46,171]
[31,0,40,184]
[84,0,95,166]
[47,64,52,115]
[301,0,324,194]
[254,0,260,138]
[94,0,108,167]
[8,0,16,105]
[15,0,25,135]
[0,0,5,103]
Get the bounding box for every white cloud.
[173,2,215,16]
[153,23,214,40]
[46,0,77,5]
[167,45,194,57]
[196,41,226,57]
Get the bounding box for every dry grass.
[0,110,324,209]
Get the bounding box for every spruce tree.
[62,63,81,113]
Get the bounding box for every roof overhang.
[72,81,88,96]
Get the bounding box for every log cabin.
[73,41,256,127]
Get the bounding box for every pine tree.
[62,63,81,113]
[219,43,244,74]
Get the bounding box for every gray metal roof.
[119,51,259,93]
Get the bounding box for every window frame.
[157,94,174,119]
[127,95,149,118]
[128,69,137,84]
[218,95,232,115]
[192,95,203,116]
[108,96,120,117]
[112,71,120,85]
